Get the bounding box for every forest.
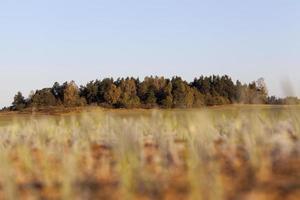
[5,75,299,111]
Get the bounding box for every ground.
[0,105,299,200]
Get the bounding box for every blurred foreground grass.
[0,105,300,200]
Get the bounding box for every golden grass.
[0,106,299,199]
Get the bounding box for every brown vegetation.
[0,108,299,199]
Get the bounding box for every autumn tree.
[63,81,86,107]
[236,78,268,104]
[8,75,274,109]
[104,83,121,105]
[256,78,268,103]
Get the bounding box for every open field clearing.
[0,105,300,199]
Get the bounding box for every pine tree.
[12,92,26,111]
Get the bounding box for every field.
[0,105,300,200]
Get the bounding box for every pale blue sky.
[0,0,299,107]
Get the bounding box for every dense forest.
[4,75,299,111]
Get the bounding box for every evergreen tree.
[158,81,173,108]
[7,75,275,109]
[51,82,64,103]
[171,77,194,108]
[144,90,157,108]
[80,80,101,104]
[116,78,140,108]
[30,88,57,107]
[12,92,26,111]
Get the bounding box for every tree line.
[5,75,297,111]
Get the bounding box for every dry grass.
[0,106,300,199]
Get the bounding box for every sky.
[0,0,299,107]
